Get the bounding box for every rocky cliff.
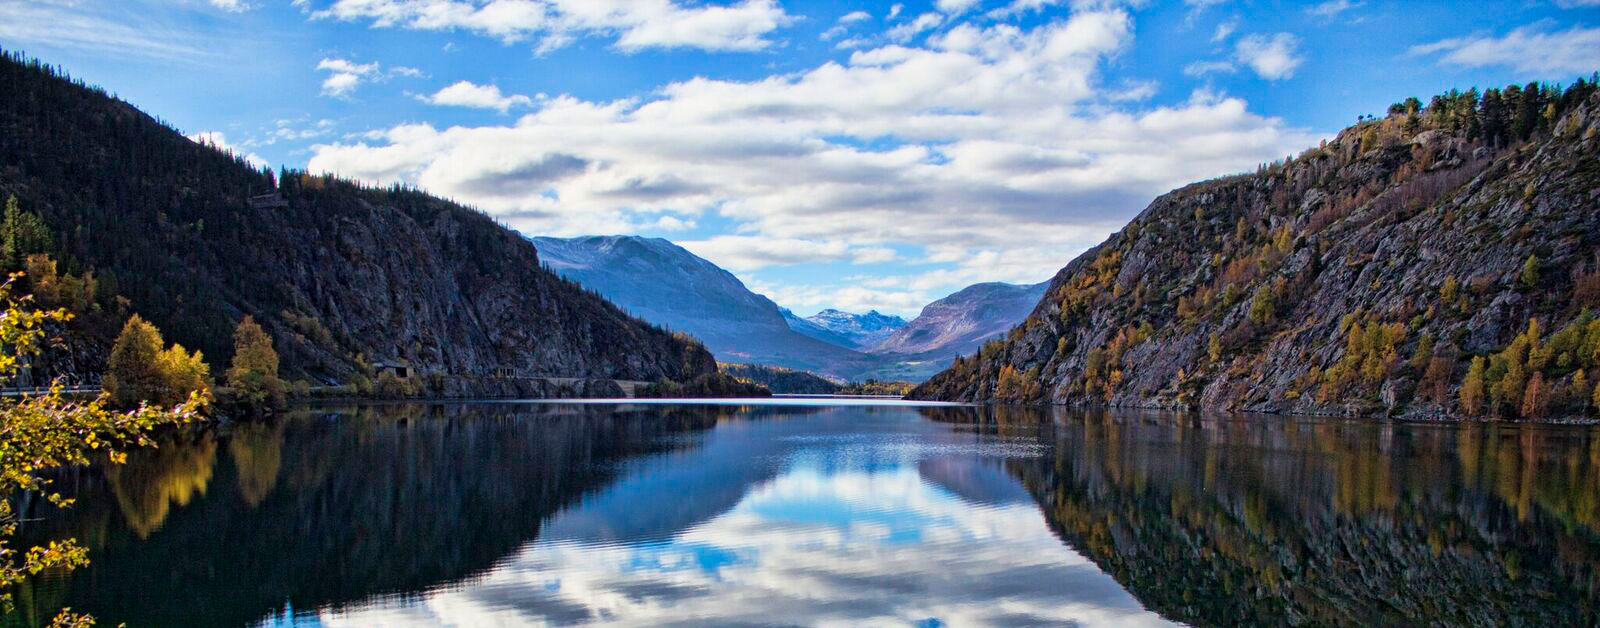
[0,51,716,391]
[912,80,1600,421]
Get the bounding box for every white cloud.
[1183,60,1235,76]
[315,58,419,98]
[1554,0,1600,7]
[1211,17,1237,42]
[936,0,982,15]
[985,0,1066,20]
[887,12,944,41]
[888,3,904,19]
[1410,23,1600,75]
[311,0,795,54]
[0,1,210,59]
[308,10,1315,303]
[421,80,534,112]
[822,9,873,41]
[1306,0,1361,17]
[188,131,269,169]
[1234,32,1303,80]
[208,0,251,11]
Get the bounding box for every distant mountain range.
[533,235,1045,382]
[783,308,906,349]
[531,236,876,378]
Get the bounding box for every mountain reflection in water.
[6,402,1600,627]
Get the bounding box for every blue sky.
[4,0,1599,317]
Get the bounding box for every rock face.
[0,53,716,391]
[530,235,874,378]
[793,309,907,349]
[912,84,1600,421]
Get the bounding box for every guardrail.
[0,385,101,398]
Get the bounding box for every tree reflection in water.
[923,406,1600,627]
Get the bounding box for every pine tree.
[0,196,52,271]
[1520,254,1540,289]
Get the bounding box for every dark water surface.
[8,401,1600,627]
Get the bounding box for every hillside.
[0,50,717,395]
[875,281,1048,356]
[531,235,877,378]
[912,79,1600,421]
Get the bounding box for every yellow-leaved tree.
[226,315,285,409]
[0,277,204,626]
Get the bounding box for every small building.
[249,192,288,210]
[372,361,415,379]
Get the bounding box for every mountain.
[0,50,718,396]
[912,79,1600,421]
[786,309,906,349]
[875,282,1048,355]
[852,281,1048,382]
[779,308,858,348]
[530,235,873,377]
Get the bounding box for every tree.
[1460,356,1486,416]
[104,315,165,408]
[1594,378,1600,415]
[0,196,52,272]
[1520,254,1540,289]
[1208,332,1222,363]
[1521,372,1549,419]
[226,315,286,408]
[0,280,203,626]
[104,315,210,407]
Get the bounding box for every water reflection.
[7,402,1600,627]
[923,407,1600,627]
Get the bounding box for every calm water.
[8,401,1600,627]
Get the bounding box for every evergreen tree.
[0,196,52,271]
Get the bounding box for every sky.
[3,0,1599,318]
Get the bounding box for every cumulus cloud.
[421,80,535,112]
[1410,23,1600,75]
[316,58,421,98]
[1234,32,1302,80]
[308,9,1315,309]
[887,12,944,41]
[188,131,269,169]
[208,0,251,11]
[310,0,795,54]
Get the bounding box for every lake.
[8,401,1600,627]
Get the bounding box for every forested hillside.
[0,50,717,392]
[912,77,1600,420]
